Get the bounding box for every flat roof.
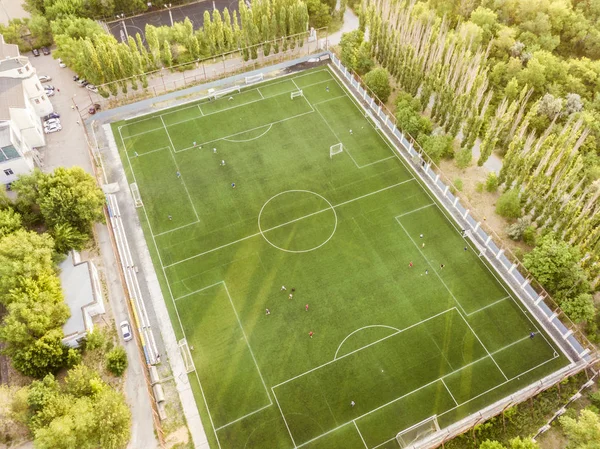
[60,257,94,337]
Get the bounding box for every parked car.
[32,48,40,57]
[120,321,133,342]
[43,118,60,127]
[38,75,52,83]
[58,58,66,68]
[88,103,101,115]
[78,79,89,87]
[43,112,60,121]
[41,47,50,55]
[45,90,55,97]
[73,75,80,81]
[44,85,55,91]
[86,84,98,93]
[44,123,62,134]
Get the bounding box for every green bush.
[495,189,522,219]
[105,347,128,377]
[589,391,600,408]
[84,330,106,352]
[485,172,499,192]
[364,68,392,103]
[523,226,537,246]
[65,348,82,368]
[454,178,463,191]
[475,182,485,193]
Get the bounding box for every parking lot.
[27,52,94,173]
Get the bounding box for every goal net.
[178,338,196,373]
[396,415,440,448]
[210,85,241,100]
[245,73,264,84]
[291,90,303,99]
[330,143,343,159]
[130,182,143,207]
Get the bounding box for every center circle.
[258,190,338,253]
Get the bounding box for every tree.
[339,30,364,71]
[561,293,596,324]
[356,41,374,75]
[0,207,22,238]
[523,234,590,299]
[9,328,68,379]
[364,68,391,102]
[418,134,454,164]
[105,347,128,377]
[0,229,56,303]
[480,437,540,449]
[559,409,600,448]
[485,172,499,192]
[28,14,53,47]
[306,0,331,28]
[495,189,522,219]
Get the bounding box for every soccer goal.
[178,338,196,373]
[291,90,303,99]
[130,182,143,208]
[330,143,343,159]
[396,415,440,448]
[210,85,241,100]
[245,73,264,84]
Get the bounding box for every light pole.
[116,13,128,41]
[164,3,173,26]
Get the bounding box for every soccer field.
[113,66,569,449]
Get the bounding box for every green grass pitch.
[113,66,569,449]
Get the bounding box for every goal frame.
[396,415,440,448]
[178,338,196,373]
[329,142,343,159]
[245,73,264,84]
[130,182,143,207]
[210,85,241,100]
[290,90,304,99]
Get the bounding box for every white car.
[38,75,52,82]
[120,320,133,342]
[45,90,55,97]
[43,118,60,126]
[44,123,62,133]
[58,58,66,68]
[86,84,98,93]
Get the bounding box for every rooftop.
[0,78,25,120]
[60,254,95,338]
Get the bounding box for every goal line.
[178,338,196,373]
[396,415,440,448]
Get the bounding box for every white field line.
[394,219,468,316]
[118,127,224,449]
[223,124,273,142]
[466,296,511,316]
[354,421,369,449]
[173,110,315,153]
[163,179,416,267]
[334,325,401,360]
[327,62,564,363]
[160,116,175,151]
[296,422,354,449]
[311,94,347,105]
[130,146,172,157]
[291,78,301,91]
[257,87,265,99]
[273,308,456,390]
[442,379,459,407]
[121,75,334,139]
[312,101,393,170]
[272,387,297,447]
[173,280,273,429]
[289,342,560,449]
[166,145,200,221]
[154,220,201,237]
[456,310,508,381]
[395,203,435,218]
[215,403,272,431]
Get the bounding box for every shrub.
[105,347,128,377]
[506,217,531,240]
[523,226,537,246]
[364,68,392,103]
[83,330,106,352]
[495,189,522,219]
[454,178,463,191]
[485,172,499,192]
[455,147,472,169]
[475,182,485,193]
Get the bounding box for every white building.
[60,251,106,348]
[0,34,53,187]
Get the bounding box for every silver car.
[44,123,62,133]
[120,320,133,342]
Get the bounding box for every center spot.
[258,190,337,253]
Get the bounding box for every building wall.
[11,107,44,147]
[0,156,31,184]
[22,76,53,117]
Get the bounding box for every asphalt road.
[108,0,239,43]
